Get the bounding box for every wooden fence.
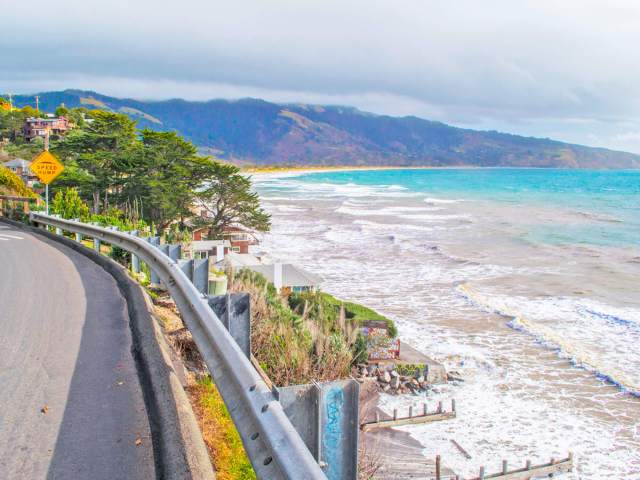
[0,195,40,221]
[361,399,456,432]
[435,453,574,480]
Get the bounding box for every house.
[23,116,70,141]
[3,158,37,187]
[186,239,231,260]
[192,224,258,254]
[221,225,257,254]
[4,158,31,176]
[245,263,322,294]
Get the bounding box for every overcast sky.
[2,0,640,153]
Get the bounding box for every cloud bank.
[2,0,640,152]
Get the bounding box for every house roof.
[4,158,30,168]
[247,264,322,288]
[189,240,230,251]
[221,252,265,268]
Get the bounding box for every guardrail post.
[168,244,182,262]
[178,259,194,282]
[279,379,359,480]
[128,230,141,273]
[90,222,101,252]
[144,236,161,284]
[193,258,209,295]
[208,293,251,358]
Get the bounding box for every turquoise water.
[255,167,640,477]
[294,168,640,247]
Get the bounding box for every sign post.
[30,148,64,214]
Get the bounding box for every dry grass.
[358,435,383,480]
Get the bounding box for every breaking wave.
[457,283,640,396]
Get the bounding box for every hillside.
[9,89,640,168]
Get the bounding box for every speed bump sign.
[30,151,64,185]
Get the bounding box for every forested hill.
[10,89,640,168]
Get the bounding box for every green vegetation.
[51,188,90,220]
[293,291,397,338]
[189,377,256,480]
[394,363,426,377]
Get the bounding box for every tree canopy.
[43,108,270,236]
[194,162,271,236]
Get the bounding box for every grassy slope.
[188,377,256,480]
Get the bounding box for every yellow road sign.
[30,151,64,185]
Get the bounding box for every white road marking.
[0,238,8,241]
[0,234,23,240]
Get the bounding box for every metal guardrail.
[30,212,327,480]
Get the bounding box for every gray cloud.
[2,0,640,152]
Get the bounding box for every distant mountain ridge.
[9,89,640,168]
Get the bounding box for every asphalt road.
[0,224,155,479]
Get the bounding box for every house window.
[194,251,209,259]
[231,246,240,253]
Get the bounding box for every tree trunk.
[92,191,100,214]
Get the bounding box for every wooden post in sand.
[435,455,441,480]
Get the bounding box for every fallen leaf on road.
[135,437,142,446]
[117,381,124,385]
[41,405,49,414]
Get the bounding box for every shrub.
[0,165,37,198]
[51,188,90,220]
[290,291,397,338]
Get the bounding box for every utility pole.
[7,93,13,110]
[45,131,50,214]
[35,95,39,112]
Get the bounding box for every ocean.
[252,168,640,478]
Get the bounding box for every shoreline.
[243,164,481,178]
